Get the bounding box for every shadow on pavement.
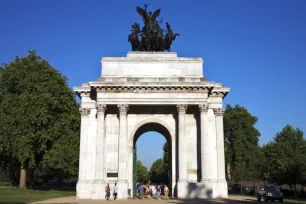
[168,198,261,203]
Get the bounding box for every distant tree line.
[135,142,169,185]
[224,104,306,198]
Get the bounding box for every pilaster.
[92,104,107,199]
[213,108,227,183]
[199,104,209,182]
[117,104,129,198]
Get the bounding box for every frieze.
[96,86,209,93]
[210,92,226,98]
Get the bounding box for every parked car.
[231,184,251,194]
[256,186,284,202]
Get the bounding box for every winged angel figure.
[136,4,160,35]
[136,4,161,51]
[128,4,179,51]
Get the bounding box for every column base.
[200,180,228,199]
[177,180,228,199]
[91,181,106,199]
[117,180,129,199]
[76,181,93,199]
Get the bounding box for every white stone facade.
[74,52,230,199]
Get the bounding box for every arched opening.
[132,122,173,197]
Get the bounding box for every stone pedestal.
[74,52,230,200]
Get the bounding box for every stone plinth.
[101,52,204,77]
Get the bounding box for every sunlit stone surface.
[74,52,230,199]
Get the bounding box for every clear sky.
[1,0,306,168]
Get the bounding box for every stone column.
[92,104,107,199]
[117,104,129,198]
[177,104,188,182]
[214,108,226,182]
[199,104,210,182]
[78,108,90,183]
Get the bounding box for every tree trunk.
[294,183,297,198]
[226,164,231,180]
[19,163,27,189]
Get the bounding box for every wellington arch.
[74,51,230,199]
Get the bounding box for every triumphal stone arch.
[74,52,230,199]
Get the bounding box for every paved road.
[32,195,261,204]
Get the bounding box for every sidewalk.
[31,196,172,204]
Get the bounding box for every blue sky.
[1,0,306,168]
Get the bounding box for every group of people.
[137,183,169,200]
[105,183,118,200]
[104,182,170,200]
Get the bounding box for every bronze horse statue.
[128,23,141,51]
[164,22,179,52]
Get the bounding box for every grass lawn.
[0,187,75,204]
[0,182,9,187]
[284,198,306,204]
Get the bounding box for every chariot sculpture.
[128,4,180,52]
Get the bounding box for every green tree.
[224,104,261,182]
[163,142,169,169]
[136,160,148,183]
[263,125,306,197]
[149,158,168,184]
[0,51,80,188]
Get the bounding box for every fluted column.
[94,104,107,183]
[118,104,129,182]
[78,108,91,183]
[199,104,210,182]
[214,108,226,182]
[177,104,188,182]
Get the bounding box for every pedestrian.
[105,183,111,200]
[164,185,169,200]
[156,185,161,200]
[113,183,118,200]
[138,183,145,199]
[152,185,156,196]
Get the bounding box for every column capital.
[177,104,188,113]
[199,104,209,112]
[79,108,90,116]
[96,104,107,113]
[117,104,129,113]
[213,108,224,116]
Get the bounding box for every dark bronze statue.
[164,22,180,52]
[128,4,179,52]
[128,23,141,51]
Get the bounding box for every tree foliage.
[263,125,306,196]
[136,160,148,183]
[224,104,261,181]
[0,51,80,188]
[149,159,167,184]
[163,142,169,169]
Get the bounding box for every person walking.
[156,185,161,200]
[138,183,145,199]
[105,183,111,200]
[164,185,169,200]
[152,185,156,196]
[113,183,118,200]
